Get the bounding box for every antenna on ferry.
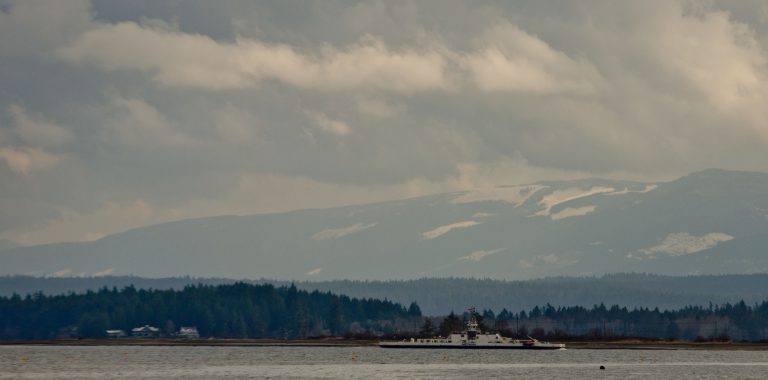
[466,306,479,333]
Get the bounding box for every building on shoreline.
[131,325,160,338]
[106,329,126,338]
[178,327,200,339]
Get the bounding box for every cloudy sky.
[1,0,768,246]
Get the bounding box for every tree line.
[5,273,768,316]
[421,301,768,342]
[0,282,421,340]
[4,279,768,342]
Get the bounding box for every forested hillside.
[446,301,768,342]
[3,281,767,341]
[0,283,420,340]
[5,273,768,315]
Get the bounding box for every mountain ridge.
[2,168,767,280]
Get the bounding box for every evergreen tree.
[419,317,435,337]
[408,302,422,317]
[438,312,462,336]
[665,322,680,340]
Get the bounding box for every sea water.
[2,345,768,379]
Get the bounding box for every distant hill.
[2,169,768,280]
[4,273,768,315]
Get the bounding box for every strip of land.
[2,339,768,350]
[0,338,374,347]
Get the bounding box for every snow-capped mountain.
[2,169,768,280]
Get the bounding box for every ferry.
[379,308,565,350]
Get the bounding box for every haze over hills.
[2,169,768,280]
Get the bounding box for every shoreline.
[2,339,768,350]
[0,338,375,347]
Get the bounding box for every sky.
[1,0,768,246]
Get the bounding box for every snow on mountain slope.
[451,185,548,206]
[637,232,734,257]
[551,205,596,220]
[458,248,505,262]
[1,169,767,280]
[312,223,377,240]
[609,184,658,195]
[422,220,481,239]
[531,186,615,217]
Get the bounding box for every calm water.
[2,345,768,379]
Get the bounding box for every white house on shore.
[178,326,200,339]
[106,329,126,338]
[131,325,160,338]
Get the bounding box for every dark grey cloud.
[1,0,767,244]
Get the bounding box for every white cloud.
[309,112,352,136]
[550,205,596,220]
[58,23,449,93]
[306,267,322,275]
[7,104,74,148]
[458,248,505,262]
[422,220,481,240]
[465,23,603,94]
[105,96,197,148]
[312,223,377,240]
[0,147,62,175]
[640,232,735,256]
[647,7,768,112]
[0,105,69,175]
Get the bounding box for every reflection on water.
[2,345,768,379]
